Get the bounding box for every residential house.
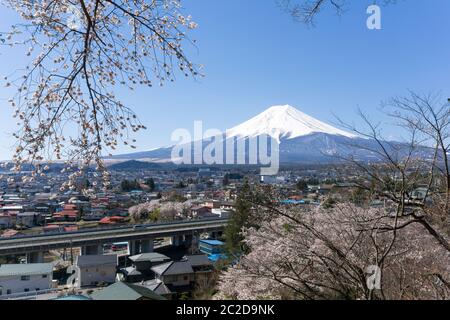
[184,254,214,285]
[0,229,21,238]
[75,254,117,287]
[411,187,429,201]
[0,213,12,229]
[211,208,232,218]
[120,253,171,282]
[191,206,214,219]
[151,261,195,292]
[129,253,171,272]
[43,224,63,233]
[138,279,174,299]
[99,216,126,225]
[16,212,44,228]
[53,204,79,222]
[90,282,166,300]
[199,239,225,255]
[0,263,53,297]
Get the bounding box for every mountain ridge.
[106,104,424,164]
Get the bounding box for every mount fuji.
[108,105,410,164]
[226,105,357,142]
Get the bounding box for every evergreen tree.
[121,179,141,192]
[296,180,308,190]
[225,180,253,254]
[145,178,156,191]
[223,173,230,186]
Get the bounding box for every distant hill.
[107,160,163,171]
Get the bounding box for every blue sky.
[1,0,449,159]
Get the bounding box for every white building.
[0,214,12,229]
[75,254,117,287]
[0,263,53,297]
[211,208,232,218]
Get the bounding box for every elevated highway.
[0,218,228,260]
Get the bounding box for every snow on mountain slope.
[107,104,368,163]
[226,105,357,142]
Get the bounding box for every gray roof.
[76,254,117,268]
[184,255,212,267]
[17,212,40,216]
[140,279,172,295]
[151,261,194,276]
[90,282,166,300]
[121,266,142,276]
[0,263,53,277]
[129,252,170,263]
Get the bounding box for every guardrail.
[0,218,228,254]
[0,217,228,241]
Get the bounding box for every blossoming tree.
[0,0,198,189]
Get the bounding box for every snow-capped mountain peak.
[226,104,357,142]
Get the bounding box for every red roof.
[53,210,78,217]
[64,225,78,232]
[99,216,125,224]
[110,216,125,222]
[1,229,19,238]
[99,217,113,224]
[43,224,61,231]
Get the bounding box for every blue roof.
[208,253,228,262]
[200,239,224,246]
[280,199,306,204]
[53,295,92,300]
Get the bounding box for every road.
[0,218,228,256]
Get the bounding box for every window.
[6,289,11,295]
[24,288,29,292]
[35,288,40,291]
[42,274,47,278]
[20,275,30,281]
[183,275,189,281]
[0,288,2,295]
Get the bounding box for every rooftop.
[90,282,166,300]
[184,254,212,267]
[151,261,194,276]
[129,252,170,263]
[0,263,53,277]
[52,295,92,300]
[140,279,172,295]
[76,255,117,267]
[200,239,224,246]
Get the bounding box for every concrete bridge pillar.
[26,251,44,263]
[81,245,102,255]
[171,235,182,247]
[184,234,199,252]
[192,234,199,248]
[184,234,192,247]
[128,240,140,255]
[140,239,154,253]
[209,231,219,239]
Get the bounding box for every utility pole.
[70,239,73,264]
